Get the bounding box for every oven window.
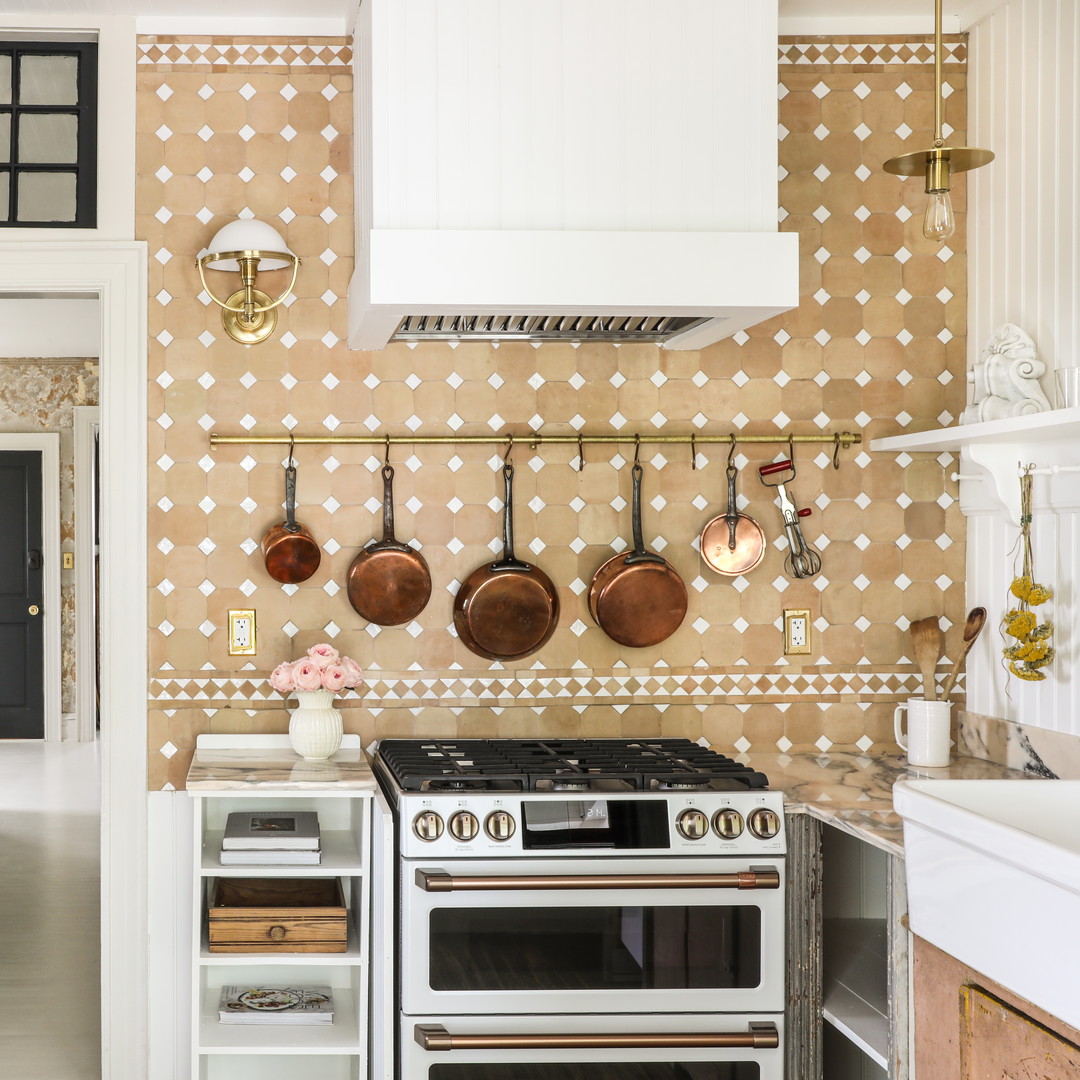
[429,906,762,990]
[431,1064,760,1078]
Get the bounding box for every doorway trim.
[74,405,100,743]
[0,241,147,1079]
[0,433,61,739]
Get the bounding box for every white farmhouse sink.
[894,779,1080,1029]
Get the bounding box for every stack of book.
[219,810,321,865]
[218,985,334,1025]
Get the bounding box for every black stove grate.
[375,738,769,792]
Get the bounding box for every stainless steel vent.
[392,314,710,344]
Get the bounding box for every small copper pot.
[699,461,766,576]
[261,459,321,584]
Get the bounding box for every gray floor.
[0,740,101,1080]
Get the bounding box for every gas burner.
[654,776,712,790]
[422,777,492,792]
[550,776,593,791]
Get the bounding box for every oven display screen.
[521,800,669,849]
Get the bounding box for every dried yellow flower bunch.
[1002,472,1054,682]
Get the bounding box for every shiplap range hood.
[348,0,799,351]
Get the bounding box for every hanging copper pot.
[699,450,766,576]
[454,462,560,661]
[261,449,321,584]
[588,459,687,648]
[346,462,432,625]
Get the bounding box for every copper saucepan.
[346,463,432,625]
[454,462,560,661]
[700,457,766,576]
[261,453,321,584]
[589,461,688,648]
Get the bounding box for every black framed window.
[0,41,97,227]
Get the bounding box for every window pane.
[0,172,8,221]
[0,114,9,162]
[19,55,78,106]
[18,112,77,164]
[16,170,77,222]
[0,56,11,105]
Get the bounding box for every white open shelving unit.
[187,735,389,1080]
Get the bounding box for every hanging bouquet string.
[1002,466,1054,681]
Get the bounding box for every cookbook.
[218,985,334,1024]
[221,811,321,850]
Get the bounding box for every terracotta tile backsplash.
[138,35,968,789]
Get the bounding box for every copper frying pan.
[700,459,766,576]
[453,463,560,661]
[261,453,321,584]
[346,463,432,625]
[588,462,688,648]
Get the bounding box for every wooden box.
[207,877,348,953]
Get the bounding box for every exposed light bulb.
[923,188,955,242]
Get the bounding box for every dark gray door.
[0,451,44,738]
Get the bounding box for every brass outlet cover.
[228,609,256,655]
[783,609,811,655]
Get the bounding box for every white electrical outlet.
[228,609,256,655]
[783,609,811,655]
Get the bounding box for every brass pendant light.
[883,0,994,241]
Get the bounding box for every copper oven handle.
[415,1023,780,1051]
[416,869,780,892]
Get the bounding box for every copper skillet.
[453,461,560,661]
[700,449,766,576]
[346,461,432,625]
[589,458,688,648]
[261,444,321,584]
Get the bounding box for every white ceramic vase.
[288,689,343,761]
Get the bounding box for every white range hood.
[348,0,798,351]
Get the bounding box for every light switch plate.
[783,609,811,655]
[228,609,256,655]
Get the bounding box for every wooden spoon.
[910,616,943,700]
[940,607,988,701]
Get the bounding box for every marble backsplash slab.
[959,710,1080,779]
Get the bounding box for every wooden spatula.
[940,607,987,701]
[910,616,942,700]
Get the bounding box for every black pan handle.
[494,463,533,572]
[624,462,665,567]
[366,463,412,554]
[724,463,741,551]
[283,463,301,534]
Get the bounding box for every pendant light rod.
[932,0,943,145]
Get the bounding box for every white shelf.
[823,917,889,1071]
[870,406,1080,453]
[202,831,365,876]
[198,987,361,1054]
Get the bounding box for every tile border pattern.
[779,35,965,67]
[137,38,352,72]
[151,668,946,708]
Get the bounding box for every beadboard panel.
[964,0,1078,737]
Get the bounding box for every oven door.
[403,1012,784,1080]
[401,856,784,1016]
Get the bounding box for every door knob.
[28,605,40,615]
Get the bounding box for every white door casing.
[74,405,101,743]
[0,242,148,1079]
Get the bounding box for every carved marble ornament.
[961,322,1051,425]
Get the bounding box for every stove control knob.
[712,808,744,840]
[412,810,444,843]
[748,807,782,840]
[448,811,480,843]
[676,808,709,841]
[484,810,516,842]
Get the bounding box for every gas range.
[374,737,785,859]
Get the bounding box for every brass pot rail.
[210,430,862,468]
[414,1023,781,1052]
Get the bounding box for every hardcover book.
[219,848,321,866]
[221,811,321,850]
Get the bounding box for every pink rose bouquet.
[267,643,364,695]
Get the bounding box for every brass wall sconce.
[884,0,994,241]
[196,218,300,345]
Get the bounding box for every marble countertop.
[741,749,1033,857]
[186,746,378,790]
